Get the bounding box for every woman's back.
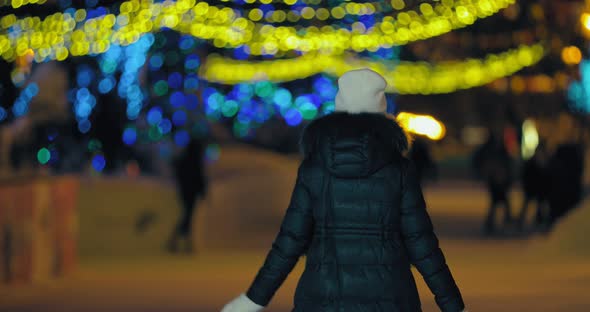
[247,113,464,312]
[295,112,418,310]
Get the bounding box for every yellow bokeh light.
[74,9,87,22]
[420,3,434,16]
[396,112,446,141]
[391,0,406,10]
[301,7,315,20]
[316,8,330,21]
[581,13,590,31]
[273,11,286,23]
[521,119,539,160]
[56,47,69,61]
[442,0,454,7]
[248,9,263,22]
[12,0,23,8]
[331,7,346,19]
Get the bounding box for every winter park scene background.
[1,0,590,311]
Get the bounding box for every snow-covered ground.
[1,146,589,311]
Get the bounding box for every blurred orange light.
[126,161,140,178]
[15,48,34,67]
[510,76,526,94]
[561,46,582,65]
[530,75,555,93]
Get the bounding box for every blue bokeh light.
[78,119,92,133]
[184,75,199,90]
[186,94,199,110]
[92,154,106,172]
[172,110,188,126]
[313,76,337,100]
[147,107,163,125]
[170,91,186,108]
[77,66,94,88]
[233,45,250,60]
[122,127,137,145]
[184,54,201,70]
[158,118,173,134]
[12,99,28,117]
[149,54,164,70]
[284,108,303,126]
[98,76,116,94]
[12,83,38,117]
[273,88,292,107]
[179,36,196,50]
[168,72,183,89]
[174,130,190,147]
[25,83,39,98]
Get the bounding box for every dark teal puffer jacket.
[246,112,465,312]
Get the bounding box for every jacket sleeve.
[399,159,465,312]
[245,164,314,307]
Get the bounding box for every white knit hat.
[334,68,387,114]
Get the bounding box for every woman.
[222,69,465,312]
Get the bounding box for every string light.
[223,0,410,7]
[0,0,515,62]
[200,43,546,94]
[0,0,46,8]
[486,71,571,94]
[169,0,516,55]
[240,1,383,23]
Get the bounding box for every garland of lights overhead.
[201,43,545,94]
[0,0,391,7]
[0,0,46,8]
[223,0,419,6]
[0,0,516,62]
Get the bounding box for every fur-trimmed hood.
[300,112,409,178]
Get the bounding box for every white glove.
[220,293,264,312]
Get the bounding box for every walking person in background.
[546,141,585,231]
[221,69,465,312]
[409,137,437,185]
[472,131,514,235]
[167,136,208,254]
[518,141,550,231]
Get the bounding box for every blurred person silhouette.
[167,135,208,254]
[472,129,514,235]
[517,141,550,230]
[92,91,128,174]
[221,69,466,312]
[409,137,437,185]
[546,141,585,231]
[7,62,84,173]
